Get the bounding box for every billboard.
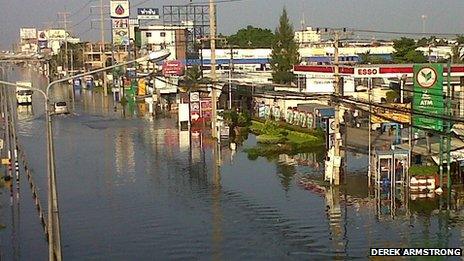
[413,64,444,131]
[137,8,160,20]
[110,0,130,18]
[48,29,66,40]
[162,60,184,76]
[20,28,37,40]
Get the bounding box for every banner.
[413,64,444,131]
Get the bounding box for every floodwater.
[0,67,463,260]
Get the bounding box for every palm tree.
[451,35,464,63]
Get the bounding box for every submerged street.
[0,68,463,260]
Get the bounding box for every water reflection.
[4,67,464,259]
[114,128,136,186]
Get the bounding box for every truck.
[16,81,33,105]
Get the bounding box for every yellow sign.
[1,158,10,165]
[137,79,147,96]
[371,103,411,124]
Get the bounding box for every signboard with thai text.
[162,60,185,76]
[137,8,160,20]
[20,28,37,40]
[48,29,66,40]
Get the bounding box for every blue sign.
[137,8,159,19]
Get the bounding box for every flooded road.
[0,67,463,260]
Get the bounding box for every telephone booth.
[372,149,410,218]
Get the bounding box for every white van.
[16,81,33,105]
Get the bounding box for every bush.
[386,91,399,103]
[409,165,438,176]
[237,111,251,127]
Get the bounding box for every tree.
[185,65,202,84]
[451,35,464,63]
[392,37,427,63]
[270,8,299,84]
[227,26,275,48]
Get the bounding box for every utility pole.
[70,49,75,111]
[209,0,218,139]
[100,0,108,96]
[332,31,342,186]
[57,11,71,73]
[228,44,233,110]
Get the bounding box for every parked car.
[53,102,69,115]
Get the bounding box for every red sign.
[162,60,185,76]
[355,67,380,77]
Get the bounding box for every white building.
[200,48,271,71]
[294,27,321,47]
[138,25,188,61]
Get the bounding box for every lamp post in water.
[2,49,170,260]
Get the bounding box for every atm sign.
[356,67,379,77]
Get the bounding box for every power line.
[352,28,463,37]
[69,0,94,18]
[71,13,92,28]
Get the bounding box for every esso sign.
[356,67,380,78]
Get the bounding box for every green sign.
[413,64,444,131]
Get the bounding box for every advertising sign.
[190,101,200,121]
[112,18,128,29]
[190,92,200,102]
[413,64,444,131]
[110,0,130,18]
[137,8,160,20]
[162,60,185,76]
[37,30,48,41]
[112,28,129,46]
[20,28,37,40]
[305,73,355,94]
[354,67,380,78]
[48,29,66,40]
[200,99,212,121]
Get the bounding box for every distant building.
[294,27,321,47]
[19,28,38,54]
[136,24,188,61]
[199,48,271,72]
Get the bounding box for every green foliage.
[385,91,399,103]
[270,8,299,84]
[392,37,427,63]
[185,65,202,84]
[237,110,251,127]
[451,35,464,64]
[409,165,438,177]
[223,109,251,128]
[227,25,275,48]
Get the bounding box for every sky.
[1,0,464,49]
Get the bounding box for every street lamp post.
[1,49,170,261]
